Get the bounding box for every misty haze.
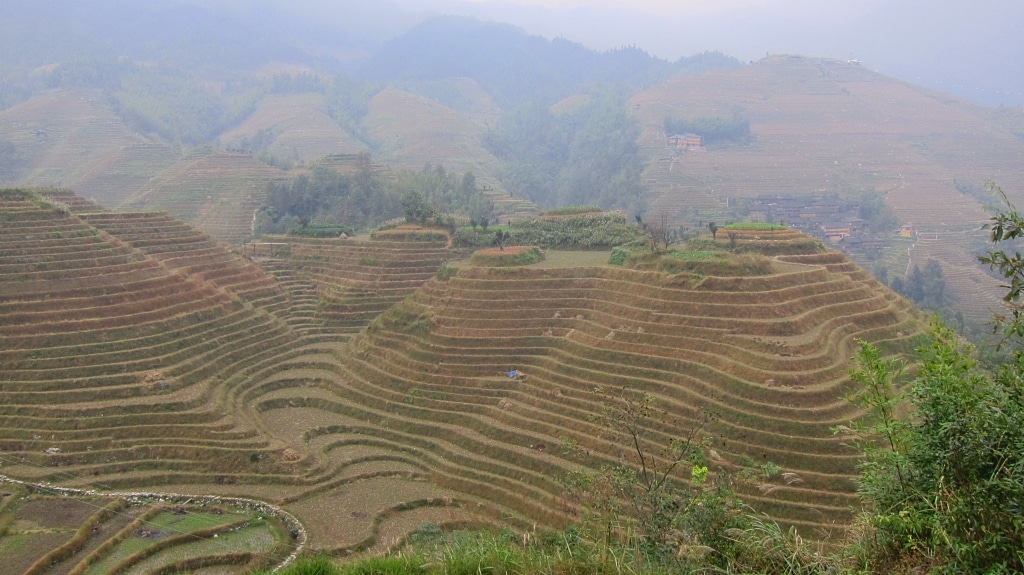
[1,1,1022,573]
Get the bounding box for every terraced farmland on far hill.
[631,55,1024,323]
[0,90,156,195]
[119,149,290,245]
[2,190,926,568]
[219,93,368,162]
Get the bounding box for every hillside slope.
[631,55,1023,321]
[0,189,489,556]
[363,87,503,179]
[219,92,368,162]
[120,148,290,245]
[0,89,161,202]
[1,189,927,547]
[322,251,922,531]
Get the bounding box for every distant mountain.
[358,16,740,106]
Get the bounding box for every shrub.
[844,324,1024,573]
[608,246,630,265]
[435,262,457,280]
[724,222,786,230]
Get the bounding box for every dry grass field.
[1,189,926,571]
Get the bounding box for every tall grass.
[252,523,850,575]
[254,528,709,575]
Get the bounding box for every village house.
[667,133,702,151]
[820,220,852,241]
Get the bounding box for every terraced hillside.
[630,55,1024,322]
[0,190,486,563]
[0,482,298,575]
[283,245,923,533]
[363,88,503,182]
[2,189,928,566]
[0,90,154,193]
[219,93,368,161]
[71,143,181,209]
[252,232,455,333]
[119,149,289,245]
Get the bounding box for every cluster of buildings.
[747,195,913,257]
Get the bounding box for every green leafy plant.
[561,388,749,568]
[843,323,1024,573]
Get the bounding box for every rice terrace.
[0,187,928,572]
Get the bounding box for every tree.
[492,229,509,250]
[980,182,1024,342]
[707,221,718,240]
[401,190,432,224]
[643,211,674,251]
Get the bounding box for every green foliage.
[664,249,720,261]
[394,165,493,227]
[512,212,643,249]
[543,204,603,216]
[454,212,643,250]
[110,69,260,144]
[261,157,398,233]
[663,114,750,146]
[251,556,341,575]
[260,158,489,234]
[435,263,456,280]
[625,249,772,276]
[896,259,948,310]
[608,246,630,266]
[401,190,434,224]
[843,323,1024,573]
[484,90,646,213]
[858,191,900,233]
[980,182,1024,343]
[726,515,834,575]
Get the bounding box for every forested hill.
[358,16,740,107]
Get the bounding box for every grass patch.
[470,246,543,267]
